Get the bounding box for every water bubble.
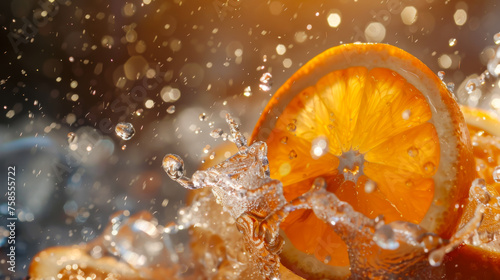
[167,105,176,114]
[287,120,297,132]
[288,150,298,159]
[407,146,419,157]
[493,166,500,183]
[448,38,457,47]
[280,136,288,144]
[437,71,445,81]
[494,32,500,45]
[364,180,376,193]
[199,113,207,121]
[465,80,477,94]
[115,122,136,140]
[210,128,223,139]
[423,162,435,174]
[67,132,77,144]
[162,154,185,180]
[121,145,127,150]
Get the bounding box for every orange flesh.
[268,66,439,266]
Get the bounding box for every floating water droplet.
[115,122,136,140]
[288,150,297,159]
[280,136,288,144]
[67,132,77,144]
[494,32,500,45]
[402,109,411,120]
[437,71,445,80]
[423,162,435,174]
[448,38,457,47]
[466,80,477,94]
[203,145,211,154]
[407,146,419,157]
[364,180,376,193]
[162,154,185,180]
[493,166,500,183]
[446,82,455,93]
[167,105,176,114]
[210,128,223,139]
[199,113,207,121]
[259,72,273,91]
[243,86,252,97]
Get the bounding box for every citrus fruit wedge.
[250,43,475,279]
[439,106,500,278]
[29,246,143,280]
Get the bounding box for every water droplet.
[259,72,273,91]
[210,128,223,139]
[203,145,211,154]
[167,105,176,114]
[67,132,77,144]
[446,82,455,93]
[243,86,252,97]
[373,224,399,250]
[402,109,411,120]
[494,32,500,45]
[260,72,272,83]
[115,122,136,140]
[280,136,288,144]
[437,71,445,80]
[121,145,127,150]
[199,113,207,121]
[428,249,445,267]
[466,80,477,94]
[324,255,331,264]
[493,166,500,183]
[364,180,376,193]
[405,180,414,187]
[162,154,185,180]
[288,150,297,159]
[423,162,435,174]
[407,146,419,157]
[448,38,457,47]
[287,120,297,132]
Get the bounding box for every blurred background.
[0,0,499,277]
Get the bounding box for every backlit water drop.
[115,122,136,140]
[493,166,500,183]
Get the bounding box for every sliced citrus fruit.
[250,43,475,279]
[29,246,143,280]
[438,106,500,278]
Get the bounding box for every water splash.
[163,114,491,279]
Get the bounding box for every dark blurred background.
[0,0,499,277]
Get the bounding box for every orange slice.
[439,106,500,278]
[250,43,475,279]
